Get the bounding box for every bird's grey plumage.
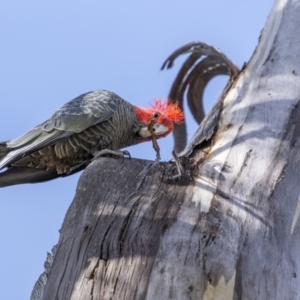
[0,90,145,187]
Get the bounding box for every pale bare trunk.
[32,0,300,299]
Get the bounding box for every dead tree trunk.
[32,0,300,299]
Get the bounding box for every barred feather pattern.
[11,98,141,174]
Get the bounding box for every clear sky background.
[0,1,273,299]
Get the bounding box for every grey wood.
[32,0,300,299]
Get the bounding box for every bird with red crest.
[0,89,184,187]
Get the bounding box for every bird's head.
[134,99,184,141]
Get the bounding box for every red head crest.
[150,99,184,124]
[134,99,185,141]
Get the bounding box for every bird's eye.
[153,112,159,118]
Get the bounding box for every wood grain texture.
[34,1,300,299]
[42,158,199,299]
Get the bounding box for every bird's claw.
[119,150,131,162]
[92,149,131,161]
[166,150,192,181]
[121,150,131,159]
[155,153,161,162]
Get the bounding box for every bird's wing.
[0,90,118,169]
[42,89,117,133]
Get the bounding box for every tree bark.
[32,0,300,299]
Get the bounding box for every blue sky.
[0,1,273,299]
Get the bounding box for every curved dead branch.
[162,41,239,153]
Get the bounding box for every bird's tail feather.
[0,142,8,160]
[0,129,64,170]
[0,164,87,188]
[0,166,59,188]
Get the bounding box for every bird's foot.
[172,150,184,176]
[92,149,131,161]
[155,152,161,162]
[167,150,191,181]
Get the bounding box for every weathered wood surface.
[41,158,197,299]
[35,0,300,299]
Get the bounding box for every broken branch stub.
[162,41,239,153]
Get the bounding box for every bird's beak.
[139,123,168,138]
